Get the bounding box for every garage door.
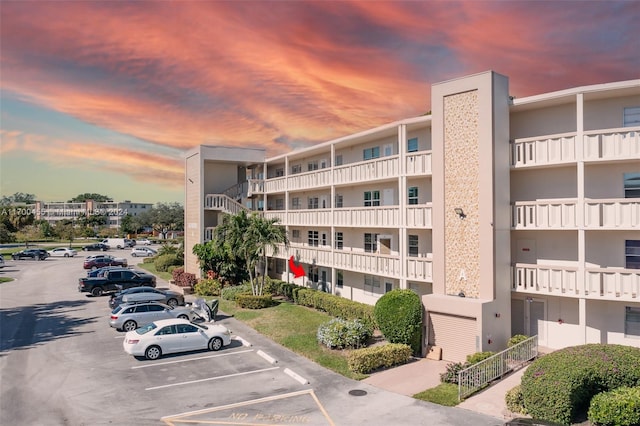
[428,312,477,362]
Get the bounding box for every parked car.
[122,318,232,359]
[11,249,49,260]
[83,255,127,270]
[136,239,152,246]
[86,266,130,278]
[131,247,157,257]
[78,268,155,296]
[109,286,184,309]
[101,238,134,249]
[82,243,110,252]
[0,254,4,268]
[48,247,78,258]
[109,302,197,331]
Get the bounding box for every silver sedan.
[109,302,196,332]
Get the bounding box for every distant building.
[184,71,640,362]
[34,200,153,228]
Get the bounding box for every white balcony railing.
[406,204,433,228]
[333,156,400,185]
[584,199,640,229]
[512,200,577,229]
[405,152,432,175]
[512,199,639,230]
[286,168,332,191]
[406,256,433,281]
[513,263,640,301]
[333,206,399,228]
[204,194,248,215]
[583,128,640,161]
[511,128,640,168]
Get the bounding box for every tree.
[246,214,288,296]
[53,220,75,247]
[1,205,34,232]
[0,223,16,244]
[68,193,112,202]
[0,192,36,205]
[15,224,41,247]
[120,214,142,236]
[138,202,184,238]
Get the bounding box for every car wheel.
[91,287,104,297]
[83,248,88,251]
[64,254,69,258]
[132,253,137,257]
[167,298,178,307]
[91,266,97,270]
[102,248,107,251]
[145,345,162,360]
[177,314,189,320]
[123,320,137,332]
[208,337,223,351]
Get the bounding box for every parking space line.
[131,349,254,369]
[145,366,280,391]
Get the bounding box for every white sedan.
[48,247,78,257]
[131,247,157,257]
[123,318,232,360]
[136,239,152,246]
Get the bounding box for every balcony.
[333,155,399,185]
[406,204,433,228]
[405,152,432,175]
[512,263,640,302]
[512,199,639,230]
[512,200,577,229]
[267,244,432,282]
[511,127,639,168]
[204,194,248,215]
[286,168,332,191]
[333,206,399,228]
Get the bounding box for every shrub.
[316,318,372,350]
[521,344,640,425]
[347,343,412,374]
[588,386,640,426]
[173,269,197,288]
[154,253,182,272]
[440,362,469,385]
[466,351,495,365]
[508,334,529,347]
[295,288,376,329]
[373,289,422,355]
[221,283,252,301]
[505,385,528,415]
[194,278,222,297]
[235,293,274,309]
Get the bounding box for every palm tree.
[246,213,288,296]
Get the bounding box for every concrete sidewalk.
[363,357,526,422]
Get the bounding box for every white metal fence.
[458,335,538,401]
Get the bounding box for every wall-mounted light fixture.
[454,208,466,219]
[188,178,194,183]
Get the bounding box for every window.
[308,231,319,247]
[364,275,380,293]
[407,137,418,152]
[408,235,419,257]
[335,194,343,208]
[308,161,318,171]
[625,307,640,338]
[626,240,640,269]
[291,164,302,174]
[383,144,393,156]
[275,168,284,177]
[623,107,640,127]
[321,233,327,246]
[275,199,284,210]
[307,197,319,209]
[364,233,378,253]
[336,270,344,288]
[624,173,640,198]
[385,282,393,293]
[308,267,318,283]
[408,187,419,205]
[335,155,343,166]
[363,147,380,160]
[292,197,301,209]
[156,325,176,335]
[334,232,343,249]
[275,259,285,274]
[364,191,380,207]
[292,229,300,239]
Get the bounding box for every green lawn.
[413,383,460,406]
[219,298,367,380]
[136,262,172,281]
[0,277,14,283]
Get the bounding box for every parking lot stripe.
[145,366,280,391]
[131,349,254,369]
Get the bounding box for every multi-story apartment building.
[34,200,153,228]
[184,71,640,362]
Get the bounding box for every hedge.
[521,344,640,425]
[347,343,412,374]
[588,386,640,426]
[374,289,422,355]
[295,288,376,329]
[317,318,372,349]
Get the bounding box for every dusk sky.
[1,1,638,204]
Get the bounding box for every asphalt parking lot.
[0,249,503,426]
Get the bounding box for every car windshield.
[135,323,157,335]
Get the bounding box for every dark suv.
[12,249,49,260]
